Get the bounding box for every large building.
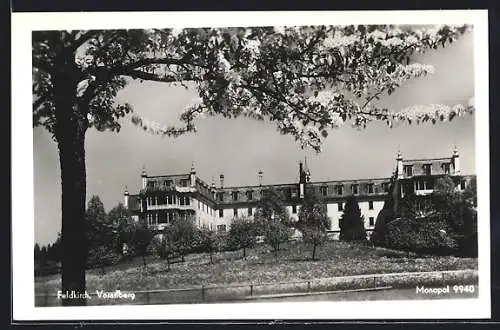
[123,147,475,239]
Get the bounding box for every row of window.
[215,201,375,218]
[145,195,190,206]
[146,179,190,189]
[218,183,388,202]
[403,163,452,177]
[211,218,376,233]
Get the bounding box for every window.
[167,195,173,204]
[179,197,185,206]
[219,209,224,218]
[147,182,154,189]
[321,186,328,196]
[460,180,466,190]
[338,202,343,211]
[292,205,297,214]
[217,192,224,202]
[423,164,432,175]
[185,196,190,205]
[336,185,344,195]
[217,224,227,233]
[404,165,413,177]
[246,190,253,200]
[198,200,201,210]
[232,191,239,201]
[233,208,238,217]
[368,201,374,210]
[180,179,189,187]
[382,182,389,192]
[164,180,173,187]
[367,183,374,194]
[351,184,359,195]
[248,207,253,216]
[369,217,375,226]
[443,163,451,174]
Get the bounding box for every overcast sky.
[33,29,476,246]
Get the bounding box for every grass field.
[35,240,478,296]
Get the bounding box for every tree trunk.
[142,254,147,267]
[52,43,90,306]
[55,84,88,306]
[209,252,213,264]
[312,244,317,261]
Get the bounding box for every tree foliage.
[227,217,257,259]
[130,221,154,267]
[85,196,120,274]
[163,216,197,262]
[339,195,367,241]
[254,188,293,260]
[197,227,223,264]
[296,189,331,260]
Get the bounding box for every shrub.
[384,214,459,256]
[339,195,366,241]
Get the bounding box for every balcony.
[147,204,195,211]
[415,189,434,196]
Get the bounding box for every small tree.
[130,222,154,268]
[296,190,331,260]
[227,217,256,259]
[371,191,396,246]
[198,227,222,264]
[339,195,366,241]
[254,188,293,261]
[86,195,117,274]
[166,216,197,262]
[107,203,134,254]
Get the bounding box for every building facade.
[124,147,475,239]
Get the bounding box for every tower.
[452,146,460,175]
[219,174,225,188]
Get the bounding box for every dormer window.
[423,164,432,176]
[246,190,253,200]
[232,191,239,201]
[351,184,359,195]
[321,186,328,196]
[367,183,374,194]
[336,185,344,195]
[217,192,224,202]
[404,165,413,177]
[443,163,451,174]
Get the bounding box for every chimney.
[190,162,196,187]
[124,186,129,209]
[219,174,225,188]
[258,170,263,186]
[396,150,403,179]
[452,146,460,175]
[141,166,147,189]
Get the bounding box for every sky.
[33,30,476,246]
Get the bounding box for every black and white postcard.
[11,9,490,320]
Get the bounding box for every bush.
[384,214,458,256]
[339,195,366,241]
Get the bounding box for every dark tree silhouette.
[339,195,366,241]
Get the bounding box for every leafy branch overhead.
[33,25,474,151]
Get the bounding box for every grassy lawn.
[35,240,477,294]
